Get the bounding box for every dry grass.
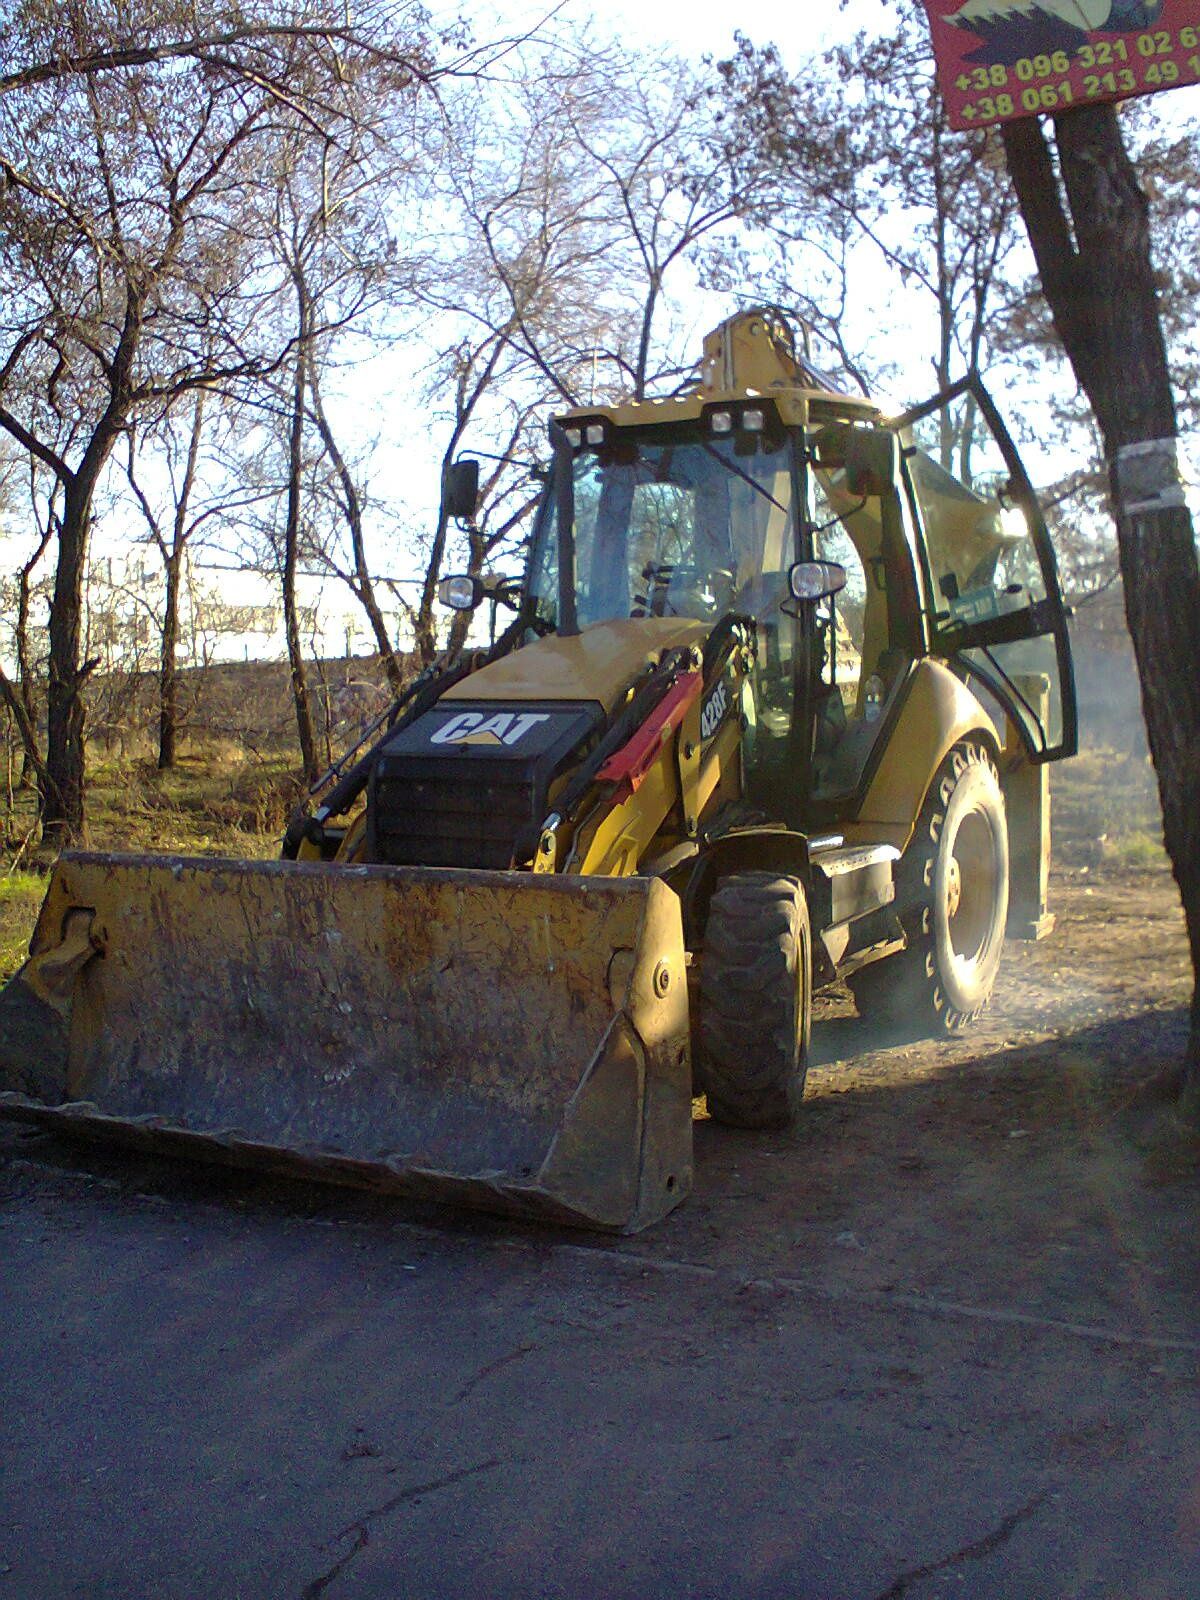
[1052,746,1166,868]
[0,873,48,982]
[0,733,304,978]
[0,655,405,978]
[83,741,302,859]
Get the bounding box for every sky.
[196,0,905,656]
[333,0,1200,648]
[434,0,890,67]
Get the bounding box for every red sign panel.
[922,1,1200,129]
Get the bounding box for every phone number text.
[953,27,1200,120]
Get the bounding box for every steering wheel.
[634,563,736,619]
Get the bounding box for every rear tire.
[697,873,811,1129]
[849,740,1008,1035]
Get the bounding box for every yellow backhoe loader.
[0,310,1076,1232]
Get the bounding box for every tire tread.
[697,872,810,1129]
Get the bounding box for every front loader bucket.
[0,853,693,1232]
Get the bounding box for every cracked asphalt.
[1,864,1198,1598]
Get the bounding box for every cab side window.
[808,467,912,801]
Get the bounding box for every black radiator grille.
[366,699,605,870]
[372,767,533,870]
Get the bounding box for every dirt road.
[2,863,1197,1598]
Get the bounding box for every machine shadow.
[687,1002,1196,1210]
[2,1004,1194,1261]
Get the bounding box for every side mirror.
[441,457,480,521]
[438,573,483,611]
[788,561,847,603]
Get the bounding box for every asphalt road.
[2,1125,1198,1600]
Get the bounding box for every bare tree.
[478,47,774,403]
[393,39,776,661]
[390,55,612,660]
[0,45,274,836]
[0,452,58,786]
[282,334,320,781]
[304,359,406,692]
[244,71,426,759]
[124,392,272,768]
[0,0,436,843]
[0,4,439,98]
[0,448,52,801]
[125,397,206,770]
[571,65,770,399]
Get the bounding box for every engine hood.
[442,617,709,713]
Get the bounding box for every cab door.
[897,375,1077,763]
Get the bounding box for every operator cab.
[522,361,1073,832]
[523,405,921,827]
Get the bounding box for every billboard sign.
[922,1,1200,129]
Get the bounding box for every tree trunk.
[634,278,660,401]
[41,477,92,846]
[284,341,319,783]
[415,499,453,668]
[14,527,49,790]
[0,660,47,792]
[159,548,183,770]
[1003,106,1200,1097]
[156,390,205,770]
[1116,501,1200,1101]
[38,289,144,846]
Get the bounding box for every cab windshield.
[528,429,796,629]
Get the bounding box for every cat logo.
[429,710,551,748]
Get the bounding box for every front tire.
[697,873,811,1129]
[850,740,1009,1034]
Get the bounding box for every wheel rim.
[944,804,1001,970]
